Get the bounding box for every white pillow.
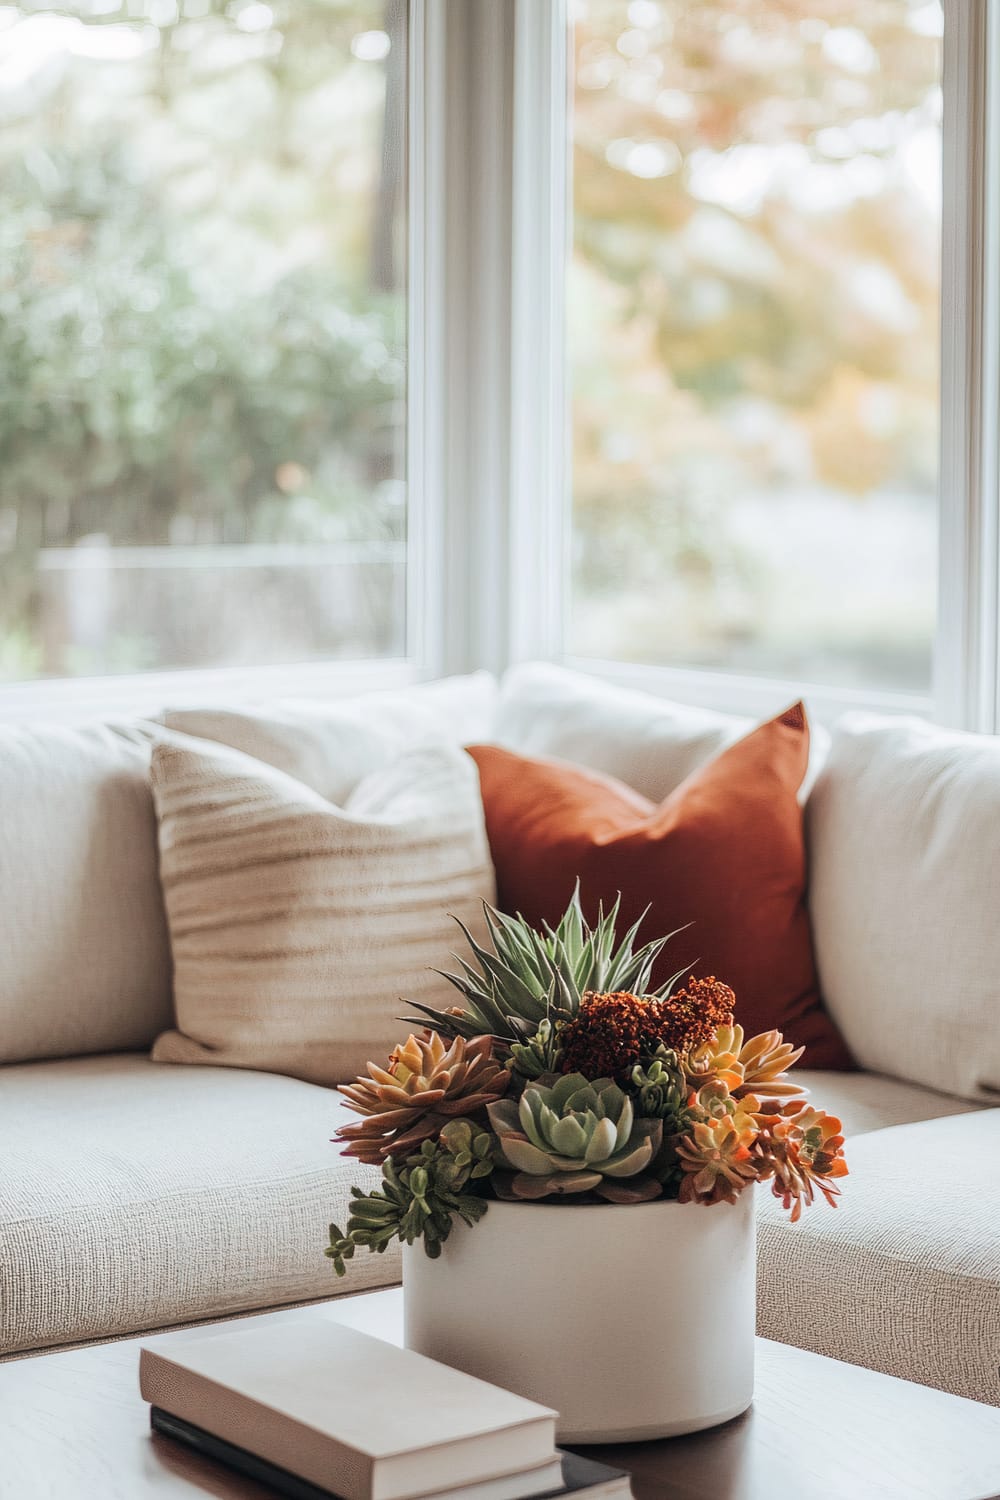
[497,663,828,802]
[808,714,1000,1102]
[159,671,497,804]
[150,737,495,1086]
[0,720,172,1064]
[496,663,751,799]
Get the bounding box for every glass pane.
[569,0,941,692]
[0,0,406,680]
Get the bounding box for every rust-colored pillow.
[467,704,853,1069]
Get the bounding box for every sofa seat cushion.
[756,1110,1000,1404]
[794,1069,983,1138]
[0,1054,396,1358]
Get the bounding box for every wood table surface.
[3,1288,1000,1500]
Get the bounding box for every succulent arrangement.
[327,888,848,1271]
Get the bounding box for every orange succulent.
[753,1102,848,1222]
[336,1032,509,1164]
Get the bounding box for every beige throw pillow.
[159,671,497,805]
[150,736,495,1085]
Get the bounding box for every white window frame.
[501,0,1000,734]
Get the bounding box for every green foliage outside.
[0,0,405,676]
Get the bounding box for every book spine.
[151,1409,340,1500]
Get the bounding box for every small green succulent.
[401,884,687,1047]
[488,1074,663,1203]
[508,1017,564,1080]
[325,1119,494,1273]
[631,1052,692,1130]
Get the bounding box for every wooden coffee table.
[3,1288,999,1500]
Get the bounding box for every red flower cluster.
[558,979,736,1082]
[559,991,664,1081]
[653,977,736,1054]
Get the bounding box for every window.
[4,0,997,731]
[0,0,407,681]
[567,0,943,695]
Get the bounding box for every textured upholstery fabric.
[0,1054,398,1357]
[469,707,853,1069]
[150,738,495,1085]
[0,720,172,1065]
[161,671,497,804]
[808,714,1000,1101]
[756,1110,1000,1404]
[495,662,829,802]
[793,1070,983,1139]
[0,1056,987,1362]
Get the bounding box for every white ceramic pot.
[403,1191,756,1443]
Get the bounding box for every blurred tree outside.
[570,0,942,691]
[0,0,406,678]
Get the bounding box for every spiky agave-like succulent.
[401,884,688,1047]
[488,1073,663,1203]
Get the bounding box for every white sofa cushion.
[0,1054,397,1358]
[496,662,827,801]
[0,721,172,1065]
[808,714,1000,1101]
[160,671,496,803]
[757,1110,1000,1404]
[793,1070,982,1139]
[150,737,495,1085]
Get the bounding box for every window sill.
[0,658,426,725]
[564,656,932,729]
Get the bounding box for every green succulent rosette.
[488,1073,663,1203]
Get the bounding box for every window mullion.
[508,0,569,667]
[406,0,446,678]
[936,0,1000,732]
[428,0,516,678]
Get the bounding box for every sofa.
[1,663,997,1411]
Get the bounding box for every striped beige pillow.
[150,736,495,1085]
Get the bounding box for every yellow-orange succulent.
[685,1024,805,1100]
[675,1095,760,1206]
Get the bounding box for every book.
[139,1318,558,1500]
[150,1408,633,1500]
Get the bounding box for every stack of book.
[139,1318,632,1500]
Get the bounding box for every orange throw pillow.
[467,704,853,1070]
